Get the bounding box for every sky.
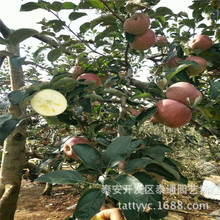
[0,0,192,30]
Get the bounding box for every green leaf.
[0,114,12,127]
[131,93,152,100]
[0,36,8,45]
[69,12,87,21]
[102,136,132,168]
[155,7,173,16]
[125,158,154,173]
[73,144,102,171]
[104,175,149,214]
[0,118,20,145]
[36,158,54,174]
[47,48,63,62]
[9,28,38,45]
[20,2,41,11]
[10,56,26,70]
[62,2,76,9]
[143,144,172,162]
[166,64,190,84]
[90,14,116,29]
[51,1,63,11]
[134,172,162,206]
[8,90,28,106]
[136,106,158,126]
[182,19,195,29]
[35,170,84,184]
[80,22,90,34]
[210,80,220,99]
[74,188,105,220]
[125,32,136,43]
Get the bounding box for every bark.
[0,35,27,219]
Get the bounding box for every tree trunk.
[0,42,27,219]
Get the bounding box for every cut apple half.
[30,89,67,116]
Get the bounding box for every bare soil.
[15,180,80,220]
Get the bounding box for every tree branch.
[0,19,11,38]
[99,0,125,23]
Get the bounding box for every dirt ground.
[15,180,80,220]
[14,179,220,220]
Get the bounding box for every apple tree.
[0,0,220,219]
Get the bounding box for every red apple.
[118,161,126,172]
[70,65,83,79]
[165,56,182,68]
[185,56,207,76]
[154,99,192,128]
[150,117,158,123]
[189,35,213,51]
[155,36,168,47]
[130,29,156,50]
[128,108,140,116]
[77,73,102,87]
[124,13,150,35]
[63,137,90,160]
[166,82,202,106]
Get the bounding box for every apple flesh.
[124,13,150,35]
[166,82,202,106]
[130,29,156,50]
[154,99,192,128]
[77,73,102,87]
[185,56,207,76]
[189,35,213,51]
[165,56,182,68]
[63,137,90,160]
[155,36,168,47]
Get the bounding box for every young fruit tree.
[0,0,220,220]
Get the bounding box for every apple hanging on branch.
[185,56,208,76]
[123,12,150,35]
[166,82,202,106]
[63,137,90,160]
[153,99,192,128]
[189,35,213,51]
[77,73,102,87]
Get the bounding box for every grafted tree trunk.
[0,20,27,219]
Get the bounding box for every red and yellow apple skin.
[124,13,150,35]
[154,99,192,128]
[130,29,156,50]
[165,56,182,68]
[166,82,202,106]
[189,35,213,51]
[77,73,102,87]
[70,66,83,79]
[63,137,90,160]
[155,36,168,47]
[185,56,207,76]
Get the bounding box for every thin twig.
[99,0,125,23]
[49,10,105,57]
